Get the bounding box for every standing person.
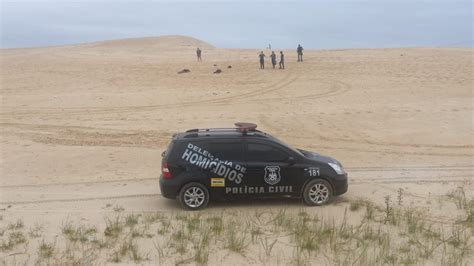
[196,48,202,61]
[297,44,303,62]
[279,51,285,69]
[270,51,277,69]
[258,51,266,69]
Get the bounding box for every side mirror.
[287,156,296,165]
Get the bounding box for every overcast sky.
[1,0,472,49]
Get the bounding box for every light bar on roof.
[234,122,257,132]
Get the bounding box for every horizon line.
[1,35,473,51]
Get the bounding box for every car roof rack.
[185,128,238,133]
[184,122,259,136]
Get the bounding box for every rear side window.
[170,141,209,162]
[210,141,244,162]
[163,141,175,159]
[247,143,289,162]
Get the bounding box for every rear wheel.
[178,182,209,210]
[303,179,332,206]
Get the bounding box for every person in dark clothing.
[297,44,303,62]
[258,51,266,69]
[279,51,285,69]
[270,51,277,69]
[196,48,202,61]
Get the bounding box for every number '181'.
[308,168,320,177]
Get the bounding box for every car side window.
[247,143,289,162]
[210,142,244,162]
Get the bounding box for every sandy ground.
[0,36,473,264]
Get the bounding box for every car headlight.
[328,162,345,175]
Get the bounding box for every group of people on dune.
[258,44,304,70]
[195,44,304,70]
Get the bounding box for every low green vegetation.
[0,230,27,252]
[447,187,470,210]
[28,223,44,238]
[7,219,24,230]
[1,195,473,265]
[37,239,55,260]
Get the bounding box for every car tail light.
[162,162,172,179]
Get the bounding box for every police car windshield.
[266,133,304,156]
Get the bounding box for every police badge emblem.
[264,166,281,185]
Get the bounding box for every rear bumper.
[159,175,181,199]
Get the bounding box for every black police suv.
[160,123,348,210]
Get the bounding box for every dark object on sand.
[178,69,191,74]
[228,65,232,69]
[213,64,217,66]
[214,69,222,74]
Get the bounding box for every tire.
[178,182,210,210]
[302,179,333,206]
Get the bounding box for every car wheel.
[303,179,332,206]
[178,182,209,210]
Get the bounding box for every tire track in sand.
[234,78,351,104]
[2,166,470,189]
[1,72,299,119]
[0,177,158,189]
[0,193,161,205]
[347,165,474,172]
[0,122,172,148]
[351,175,472,184]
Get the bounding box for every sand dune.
[0,36,472,264]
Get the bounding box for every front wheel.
[302,179,332,206]
[178,182,209,210]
